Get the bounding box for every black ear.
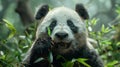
[75,4,89,19]
[35,4,49,20]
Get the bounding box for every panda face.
[36,7,87,49]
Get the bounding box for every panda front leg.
[22,37,53,67]
[80,46,104,67]
[86,49,104,67]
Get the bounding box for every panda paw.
[32,37,53,56]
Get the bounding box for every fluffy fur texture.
[22,4,104,67]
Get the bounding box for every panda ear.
[75,4,89,20]
[35,4,49,20]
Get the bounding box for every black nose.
[55,32,68,39]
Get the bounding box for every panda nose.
[55,32,68,39]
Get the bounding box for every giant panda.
[22,4,104,67]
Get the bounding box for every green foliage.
[0,19,35,67]
[105,60,118,67]
[116,5,120,15]
[3,19,16,39]
[62,58,89,67]
[62,60,74,67]
[87,18,120,67]
[62,58,91,67]
[75,58,91,67]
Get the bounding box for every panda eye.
[67,20,74,27]
[47,20,57,33]
[67,20,78,33]
[50,20,57,26]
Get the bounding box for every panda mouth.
[54,42,71,49]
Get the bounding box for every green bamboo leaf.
[62,61,74,67]
[3,19,16,39]
[91,18,99,25]
[34,57,44,63]
[48,51,53,63]
[56,55,66,61]
[106,60,118,67]
[104,27,111,33]
[76,58,91,67]
[116,42,120,46]
[47,27,51,36]
[101,24,105,33]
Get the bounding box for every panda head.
[35,4,89,50]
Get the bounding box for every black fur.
[35,4,89,20]
[52,45,104,67]
[46,20,57,33]
[23,36,52,67]
[67,20,78,33]
[75,4,89,19]
[35,4,49,20]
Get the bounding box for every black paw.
[32,37,53,56]
[28,37,53,64]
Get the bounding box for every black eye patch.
[46,20,57,34]
[67,20,78,33]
